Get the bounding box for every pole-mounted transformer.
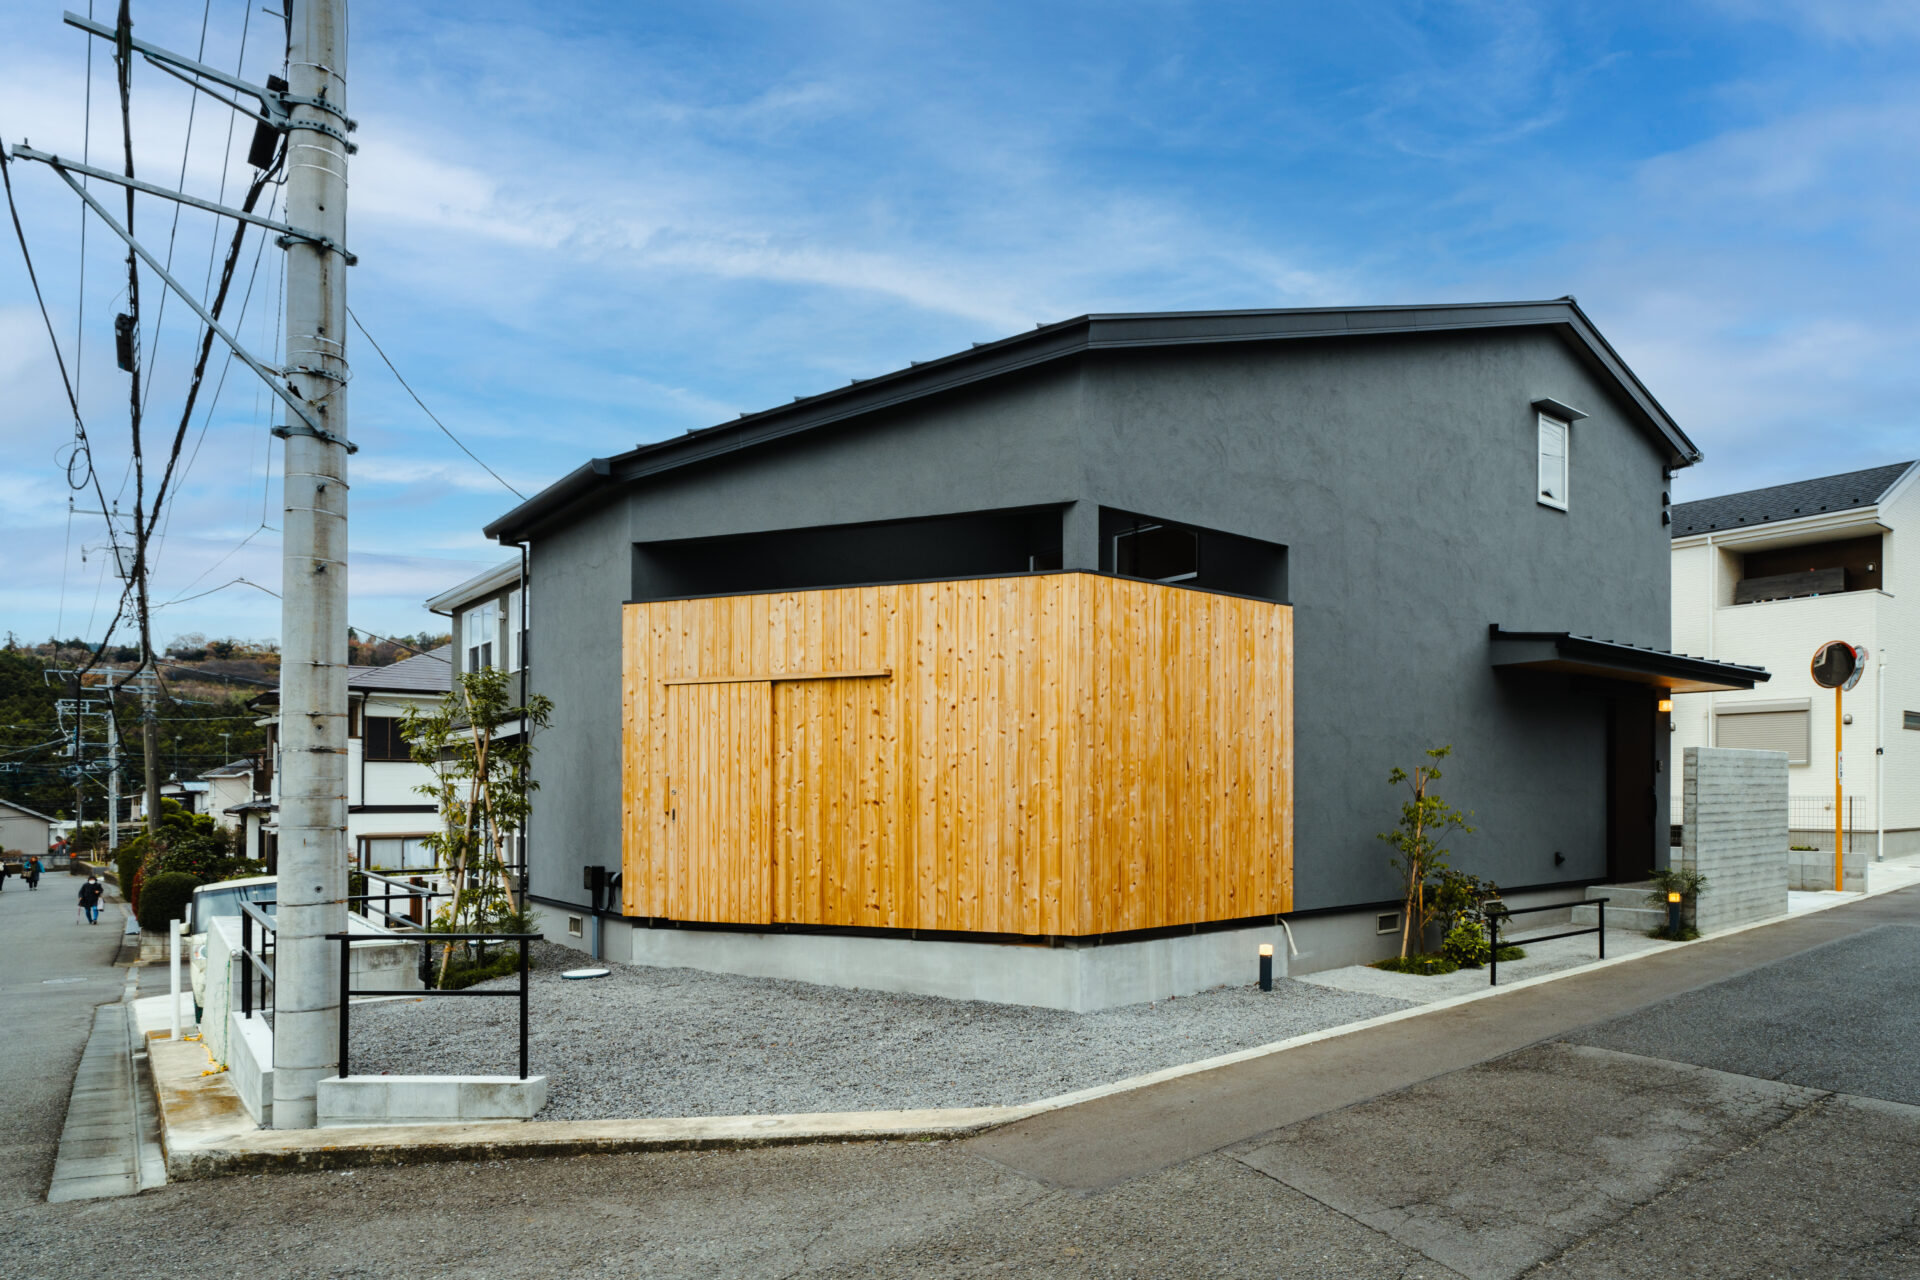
[113,312,135,372]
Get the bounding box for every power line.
[139,0,216,411]
[347,306,526,500]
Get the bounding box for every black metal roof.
[1671,461,1916,538]
[1489,626,1769,693]
[486,298,1699,542]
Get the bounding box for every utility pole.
[272,0,352,1130]
[107,709,121,851]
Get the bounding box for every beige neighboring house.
[0,797,55,857]
[1670,460,1920,855]
[255,645,454,876]
[197,759,258,824]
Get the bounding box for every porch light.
[1657,698,1673,714]
[1667,891,1681,904]
[1258,943,1274,992]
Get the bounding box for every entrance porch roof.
[1489,626,1769,694]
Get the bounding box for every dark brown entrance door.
[1605,694,1657,884]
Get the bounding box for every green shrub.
[1372,953,1460,976]
[1494,945,1526,962]
[1441,919,1491,967]
[136,871,203,931]
[436,946,533,990]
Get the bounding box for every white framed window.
[463,600,499,673]
[359,835,438,872]
[1537,413,1570,510]
[506,588,523,672]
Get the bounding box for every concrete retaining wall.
[229,1012,274,1126]
[1681,747,1790,932]
[558,914,1291,1012]
[1789,846,1868,894]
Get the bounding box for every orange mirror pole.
[1835,685,1844,893]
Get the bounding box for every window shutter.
[1716,709,1810,764]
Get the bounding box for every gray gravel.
[348,942,1413,1120]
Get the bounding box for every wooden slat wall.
[621,574,1292,934]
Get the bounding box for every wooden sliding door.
[664,679,771,924]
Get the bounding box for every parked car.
[188,875,276,1015]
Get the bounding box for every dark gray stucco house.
[483,299,1765,1006]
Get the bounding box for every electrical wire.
[139,0,216,411]
[347,307,527,500]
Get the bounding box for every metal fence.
[1787,795,1863,852]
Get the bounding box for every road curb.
[149,871,1920,1178]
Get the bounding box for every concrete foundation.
[531,881,1612,1011]
[543,911,1288,1012]
[316,1074,549,1127]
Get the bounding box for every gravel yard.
[348,942,1413,1120]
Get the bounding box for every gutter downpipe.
[517,541,532,906]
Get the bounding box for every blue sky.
[3,0,1916,646]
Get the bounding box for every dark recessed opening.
[633,505,1065,601]
[1099,507,1287,603]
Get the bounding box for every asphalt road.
[3,887,1917,1279]
[0,869,131,1215]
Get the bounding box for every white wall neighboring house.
[257,646,454,876]
[0,798,55,857]
[1671,460,1920,856]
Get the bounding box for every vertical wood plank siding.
[621,574,1293,934]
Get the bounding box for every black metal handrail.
[238,898,277,1019]
[1486,897,1606,986]
[350,869,454,932]
[325,930,540,1079]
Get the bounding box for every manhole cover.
[560,968,611,980]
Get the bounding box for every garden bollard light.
[1258,943,1274,992]
[1667,891,1682,940]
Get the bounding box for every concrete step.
[1571,902,1666,930]
[1585,882,1656,904]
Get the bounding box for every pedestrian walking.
[26,857,41,890]
[0,862,9,891]
[78,875,103,925]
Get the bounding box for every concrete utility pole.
[272,0,351,1130]
[107,709,120,851]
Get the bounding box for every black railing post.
[1488,911,1498,987]
[518,936,530,1080]
[337,933,351,1079]
[1598,898,1606,959]
[241,908,254,1019]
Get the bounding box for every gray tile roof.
[1671,461,1916,538]
[346,645,453,694]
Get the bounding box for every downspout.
[517,541,531,907]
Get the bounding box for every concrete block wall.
[1681,747,1790,932]
[1789,846,1868,893]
